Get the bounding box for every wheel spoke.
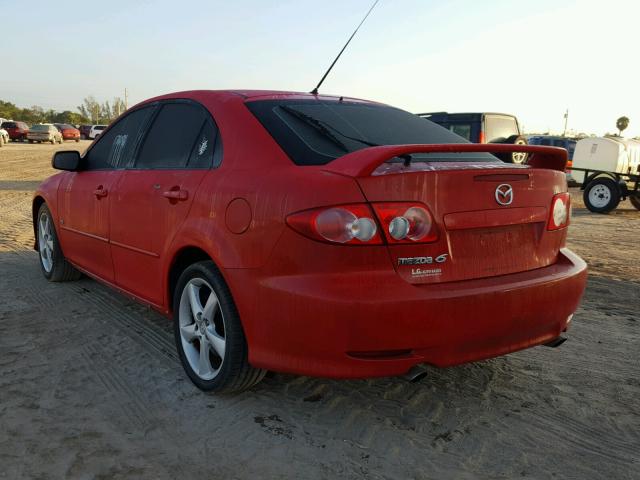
[187,283,203,320]
[198,339,213,376]
[46,239,54,251]
[180,323,198,342]
[205,328,226,359]
[202,292,219,322]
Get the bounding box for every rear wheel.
[583,178,620,213]
[37,204,82,281]
[630,194,640,210]
[173,261,266,393]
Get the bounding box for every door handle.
[162,189,189,201]
[93,186,108,198]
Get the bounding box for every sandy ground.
[0,141,638,479]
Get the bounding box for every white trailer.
[569,136,640,213]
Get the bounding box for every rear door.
[109,100,219,306]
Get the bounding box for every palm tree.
[616,116,630,136]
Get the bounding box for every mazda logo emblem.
[495,184,513,206]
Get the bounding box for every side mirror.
[52,151,81,171]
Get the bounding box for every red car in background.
[1,121,29,141]
[33,90,587,393]
[54,124,81,142]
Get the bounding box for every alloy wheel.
[178,278,226,380]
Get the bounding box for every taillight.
[548,193,571,230]
[372,203,438,243]
[286,204,382,245]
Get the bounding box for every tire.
[630,194,640,210]
[492,135,528,164]
[36,204,82,282]
[173,261,266,393]
[29,139,34,144]
[50,138,55,144]
[583,178,621,213]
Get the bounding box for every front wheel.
[173,261,266,393]
[37,204,81,281]
[583,177,621,213]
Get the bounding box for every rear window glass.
[246,100,496,166]
[31,125,49,131]
[1,122,16,128]
[485,115,518,143]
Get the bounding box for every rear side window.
[485,115,519,143]
[449,123,472,140]
[84,107,154,170]
[136,102,217,170]
[247,100,495,166]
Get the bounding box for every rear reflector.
[547,193,571,230]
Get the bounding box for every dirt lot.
[0,141,638,479]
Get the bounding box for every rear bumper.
[230,248,587,378]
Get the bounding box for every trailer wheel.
[583,178,620,213]
[630,194,640,211]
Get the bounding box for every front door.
[58,170,120,281]
[109,101,219,306]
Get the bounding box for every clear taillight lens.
[372,203,438,243]
[548,193,571,230]
[286,204,382,245]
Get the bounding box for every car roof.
[134,89,381,108]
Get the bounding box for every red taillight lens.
[372,203,438,243]
[548,193,571,230]
[286,204,382,245]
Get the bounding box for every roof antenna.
[310,0,380,95]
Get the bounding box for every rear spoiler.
[322,144,567,177]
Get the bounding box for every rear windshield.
[31,125,49,131]
[1,122,16,128]
[246,99,497,166]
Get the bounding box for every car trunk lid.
[323,144,569,284]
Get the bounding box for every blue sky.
[2,0,640,136]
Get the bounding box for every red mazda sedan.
[33,90,587,392]
[54,124,81,142]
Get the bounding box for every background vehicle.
[27,124,62,144]
[1,121,29,142]
[79,124,92,139]
[528,135,578,183]
[0,128,8,147]
[418,112,529,164]
[88,124,107,139]
[54,123,81,142]
[33,90,586,394]
[571,136,640,212]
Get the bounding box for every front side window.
[136,102,217,170]
[84,107,154,170]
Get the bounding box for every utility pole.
[563,109,569,136]
[124,88,129,110]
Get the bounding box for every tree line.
[0,96,127,125]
